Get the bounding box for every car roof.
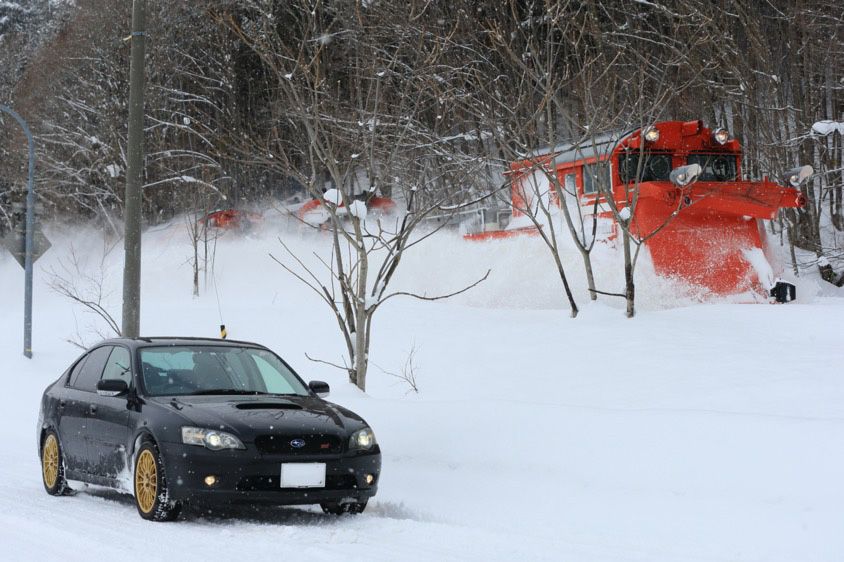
[95,337,268,351]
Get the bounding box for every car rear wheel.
[134,442,181,521]
[320,501,367,515]
[41,430,70,496]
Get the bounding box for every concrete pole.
[0,105,36,358]
[122,0,146,339]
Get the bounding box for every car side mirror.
[97,379,129,397]
[308,380,330,398]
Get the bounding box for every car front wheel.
[134,441,181,521]
[41,430,70,496]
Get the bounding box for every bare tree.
[46,242,122,347]
[185,201,222,298]
[3,0,842,299]
[471,0,715,317]
[220,1,489,391]
[376,342,421,395]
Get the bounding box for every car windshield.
[139,345,310,397]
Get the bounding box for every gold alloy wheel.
[42,434,59,488]
[135,449,158,514]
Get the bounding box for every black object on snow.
[770,281,796,303]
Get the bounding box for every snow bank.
[0,218,842,561]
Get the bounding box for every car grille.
[253,434,344,455]
[236,474,358,492]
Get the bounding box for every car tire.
[320,501,367,515]
[133,441,181,522]
[41,430,70,496]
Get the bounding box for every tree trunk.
[788,216,799,277]
[353,217,369,391]
[623,229,635,318]
[582,250,597,301]
[551,251,578,318]
[552,183,597,301]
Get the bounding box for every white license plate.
[280,463,326,488]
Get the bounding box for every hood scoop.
[234,402,303,411]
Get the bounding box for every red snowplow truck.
[468,120,808,300]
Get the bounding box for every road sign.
[1,229,51,268]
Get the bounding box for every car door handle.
[58,400,66,408]
[89,404,98,415]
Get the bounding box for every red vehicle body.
[201,210,263,231]
[468,120,806,297]
[299,197,398,224]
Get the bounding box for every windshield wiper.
[190,389,270,396]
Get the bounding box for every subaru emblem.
[290,439,306,448]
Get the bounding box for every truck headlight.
[670,163,702,187]
[784,165,813,187]
[711,128,730,145]
[643,126,660,143]
[182,427,245,451]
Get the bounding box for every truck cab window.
[618,153,672,183]
[582,163,611,195]
[686,153,738,182]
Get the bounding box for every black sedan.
[37,337,381,521]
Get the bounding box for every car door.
[87,346,133,479]
[54,355,89,474]
[57,346,113,475]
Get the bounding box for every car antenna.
[212,265,226,339]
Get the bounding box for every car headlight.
[349,427,377,450]
[182,427,245,451]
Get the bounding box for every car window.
[142,349,195,371]
[71,346,113,392]
[101,347,132,386]
[220,352,259,389]
[67,355,90,387]
[252,355,299,394]
[139,345,309,397]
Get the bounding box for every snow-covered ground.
[1,217,842,561]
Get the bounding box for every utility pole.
[0,105,36,357]
[122,0,146,339]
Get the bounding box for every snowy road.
[2,226,843,561]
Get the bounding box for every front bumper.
[158,441,381,506]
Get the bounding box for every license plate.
[280,463,326,488]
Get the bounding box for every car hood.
[148,394,367,442]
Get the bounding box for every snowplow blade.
[634,181,805,296]
[689,181,806,220]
